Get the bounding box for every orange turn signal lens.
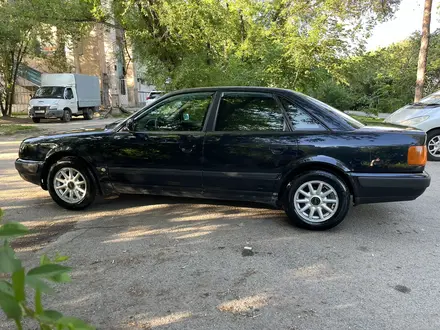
[408,146,427,166]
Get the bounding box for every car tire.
[47,157,96,210]
[32,118,41,123]
[427,129,440,161]
[83,108,93,120]
[283,170,351,230]
[61,109,71,122]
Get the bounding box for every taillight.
[408,146,427,166]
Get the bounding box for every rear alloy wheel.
[48,157,96,210]
[283,171,350,230]
[61,109,71,122]
[83,108,93,120]
[32,118,41,123]
[427,129,440,161]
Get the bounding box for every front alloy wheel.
[427,130,440,161]
[48,157,96,210]
[53,167,87,204]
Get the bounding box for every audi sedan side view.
[15,87,431,230]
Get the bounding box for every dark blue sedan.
[15,87,431,230]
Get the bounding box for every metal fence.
[138,91,148,105]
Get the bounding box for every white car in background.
[145,91,164,106]
[385,91,440,161]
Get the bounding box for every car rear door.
[105,92,214,195]
[202,91,299,202]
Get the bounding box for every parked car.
[29,73,101,123]
[385,90,440,161]
[144,91,164,106]
[16,87,430,230]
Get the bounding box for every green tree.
[113,0,401,92]
[0,0,100,117]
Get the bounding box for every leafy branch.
[0,209,94,330]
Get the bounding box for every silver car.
[385,91,440,161]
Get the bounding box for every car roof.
[166,86,294,96]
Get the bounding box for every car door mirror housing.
[126,118,135,131]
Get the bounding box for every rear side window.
[281,99,326,131]
[215,93,285,131]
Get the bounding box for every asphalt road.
[1,124,440,329]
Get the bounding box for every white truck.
[28,74,100,123]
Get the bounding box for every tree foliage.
[311,29,440,113]
[0,0,98,116]
[114,0,402,92]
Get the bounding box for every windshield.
[34,86,65,99]
[419,92,440,105]
[295,92,364,129]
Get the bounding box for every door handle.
[270,147,285,155]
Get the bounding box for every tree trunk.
[414,0,433,102]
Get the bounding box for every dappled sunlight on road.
[146,311,192,328]
[103,223,229,243]
[217,294,270,315]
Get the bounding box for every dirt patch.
[0,116,33,124]
[11,221,76,251]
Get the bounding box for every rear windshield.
[295,92,364,129]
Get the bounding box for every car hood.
[23,127,113,144]
[29,98,61,107]
[385,104,440,123]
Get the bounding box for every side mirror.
[126,118,135,131]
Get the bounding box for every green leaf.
[57,316,95,330]
[28,264,71,278]
[12,267,25,302]
[0,280,13,295]
[49,272,71,283]
[25,276,55,294]
[39,309,63,323]
[0,245,22,273]
[0,208,4,221]
[0,222,29,238]
[35,288,43,314]
[40,254,51,266]
[0,290,22,320]
[54,253,69,263]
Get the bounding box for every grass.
[0,124,39,136]
[351,115,385,125]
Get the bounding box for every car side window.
[65,88,73,99]
[134,93,213,132]
[215,93,285,131]
[281,99,326,131]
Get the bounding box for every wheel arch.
[277,158,355,203]
[426,127,440,137]
[41,151,101,194]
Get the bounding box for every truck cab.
[29,74,100,123]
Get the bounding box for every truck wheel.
[283,171,351,230]
[83,108,93,120]
[47,157,96,210]
[427,129,440,161]
[61,109,71,122]
[32,118,41,123]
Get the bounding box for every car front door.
[106,92,214,195]
[202,91,299,202]
[65,88,78,113]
